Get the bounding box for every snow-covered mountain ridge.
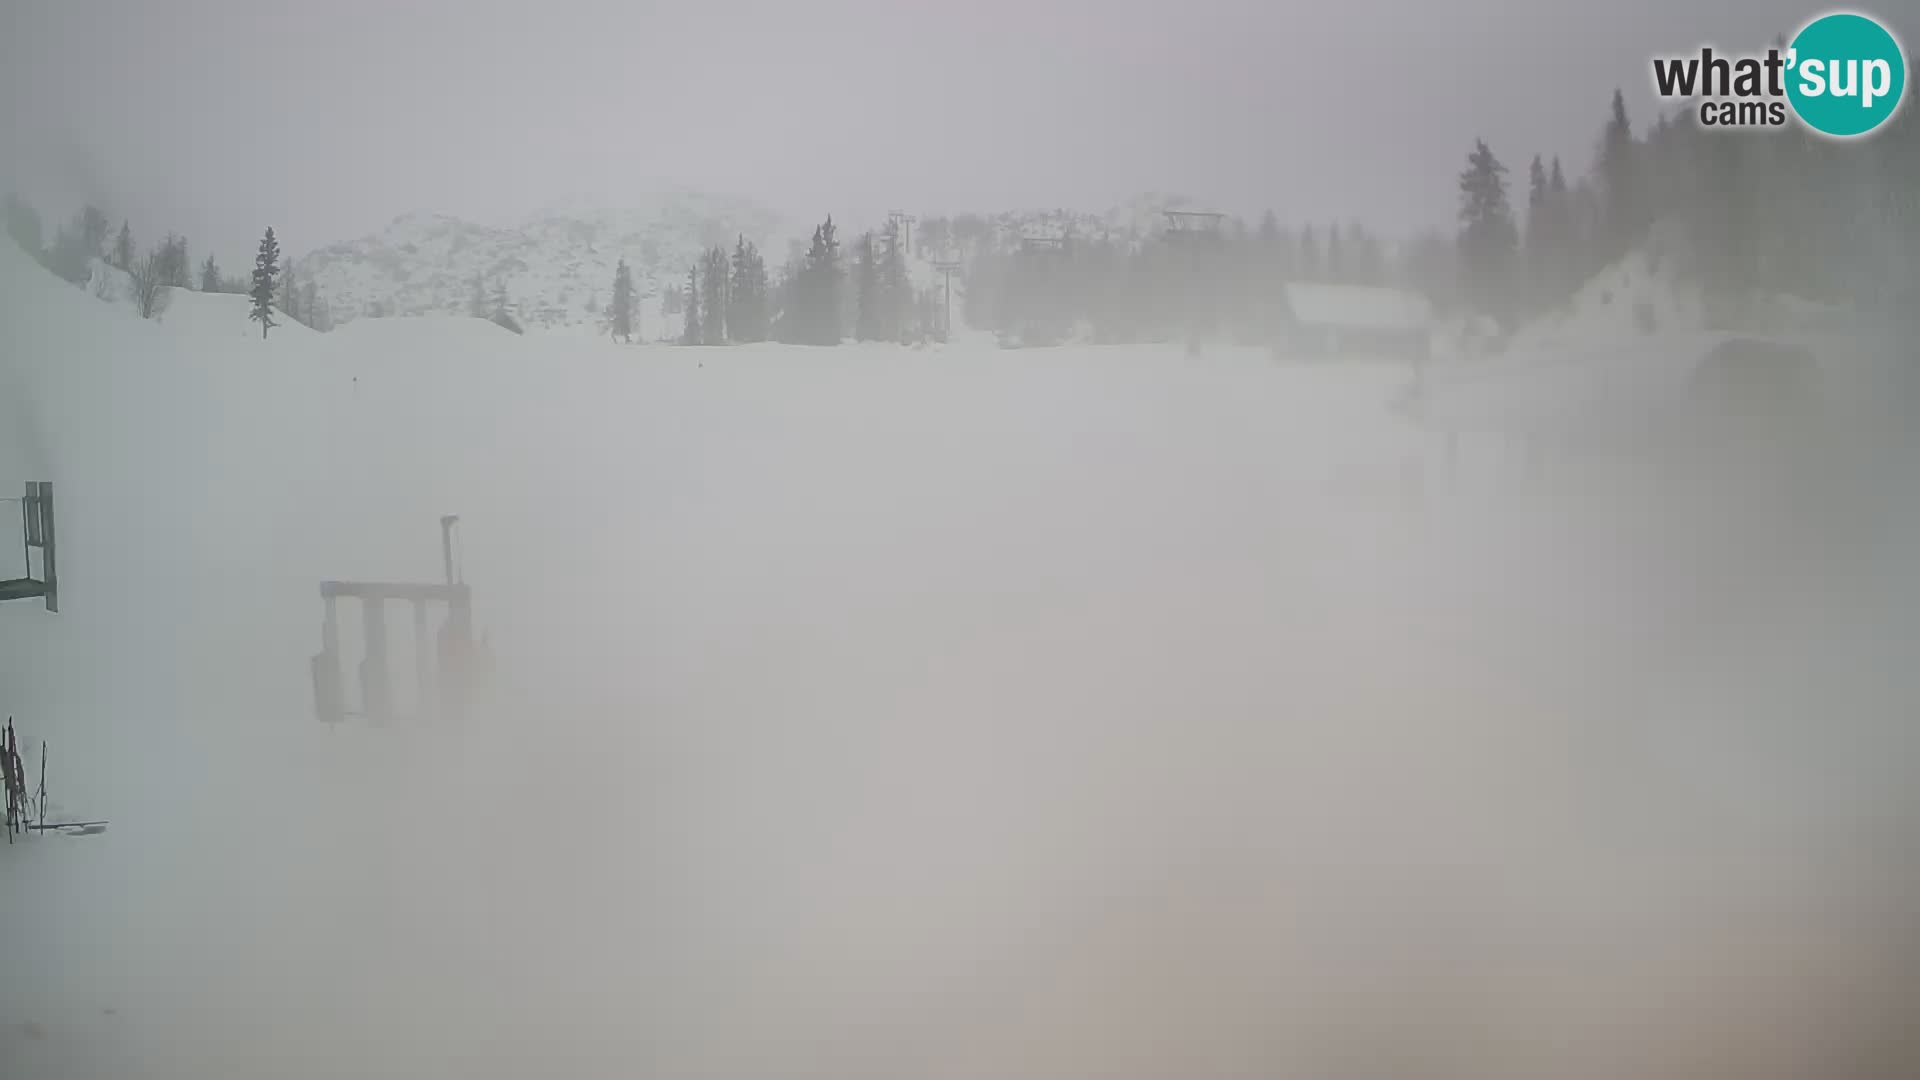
[294,189,783,335]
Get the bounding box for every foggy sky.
[0,0,1867,265]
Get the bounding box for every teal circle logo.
[1787,11,1908,137]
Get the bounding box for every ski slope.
[4,235,1919,1079]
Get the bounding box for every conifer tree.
[853,231,881,341]
[1596,88,1642,262]
[1456,139,1519,321]
[881,220,913,340]
[682,265,701,345]
[799,216,841,345]
[1523,154,1551,310]
[282,262,300,324]
[700,247,728,344]
[1324,223,1345,283]
[1546,156,1574,296]
[200,253,220,293]
[77,205,109,262]
[1296,225,1320,282]
[112,221,133,271]
[1256,211,1288,281]
[250,227,280,339]
[728,236,771,343]
[608,258,636,343]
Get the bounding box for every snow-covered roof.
[1283,282,1431,332]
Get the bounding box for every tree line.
[1454,80,1920,332]
[2,198,333,331]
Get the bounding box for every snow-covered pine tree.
[1546,157,1575,298]
[700,247,728,344]
[1296,225,1320,282]
[200,253,220,293]
[250,227,280,338]
[729,236,770,343]
[682,265,701,345]
[1324,222,1345,283]
[853,231,880,341]
[158,233,190,288]
[1456,138,1519,321]
[112,221,133,271]
[802,216,841,345]
[1595,88,1642,262]
[282,262,300,325]
[1523,154,1551,312]
[608,259,636,343]
[881,220,912,341]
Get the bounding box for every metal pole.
[440,515,460,587]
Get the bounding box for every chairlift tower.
[887,210,918,255]
[932,259,962,341]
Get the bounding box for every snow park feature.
[310,516,483,727]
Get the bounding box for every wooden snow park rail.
[0,482,57,612]
[311,515,482,727]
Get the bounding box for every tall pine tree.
[881,220,912,341]
[1324,223,1345,283]
[1456,139,1519,322]
[1297,225,1320,282]
[798,216,841,345]
[729,236,770,343]
[1546,156,1576,298]
[200,253,220,293]
[112,221,133,271]
[250,227,280,339]
[608,259,636,343]
[700,247,728,344]
[158,233,190,288]
[1523,154,1551,311]
[853,231,881,341]
[1595,88,1642,263]
[282,262,300,324]
[682,265,701,345]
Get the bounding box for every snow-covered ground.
[4,236,1919,1079]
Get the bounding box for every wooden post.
[37,484,53,614]
[362,599,390,725]
[413,599,431,721]
[315,594,344,725]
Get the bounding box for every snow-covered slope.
[296,189,782,336]
[4,233,1919,1080]
[1507,229,1708,355]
